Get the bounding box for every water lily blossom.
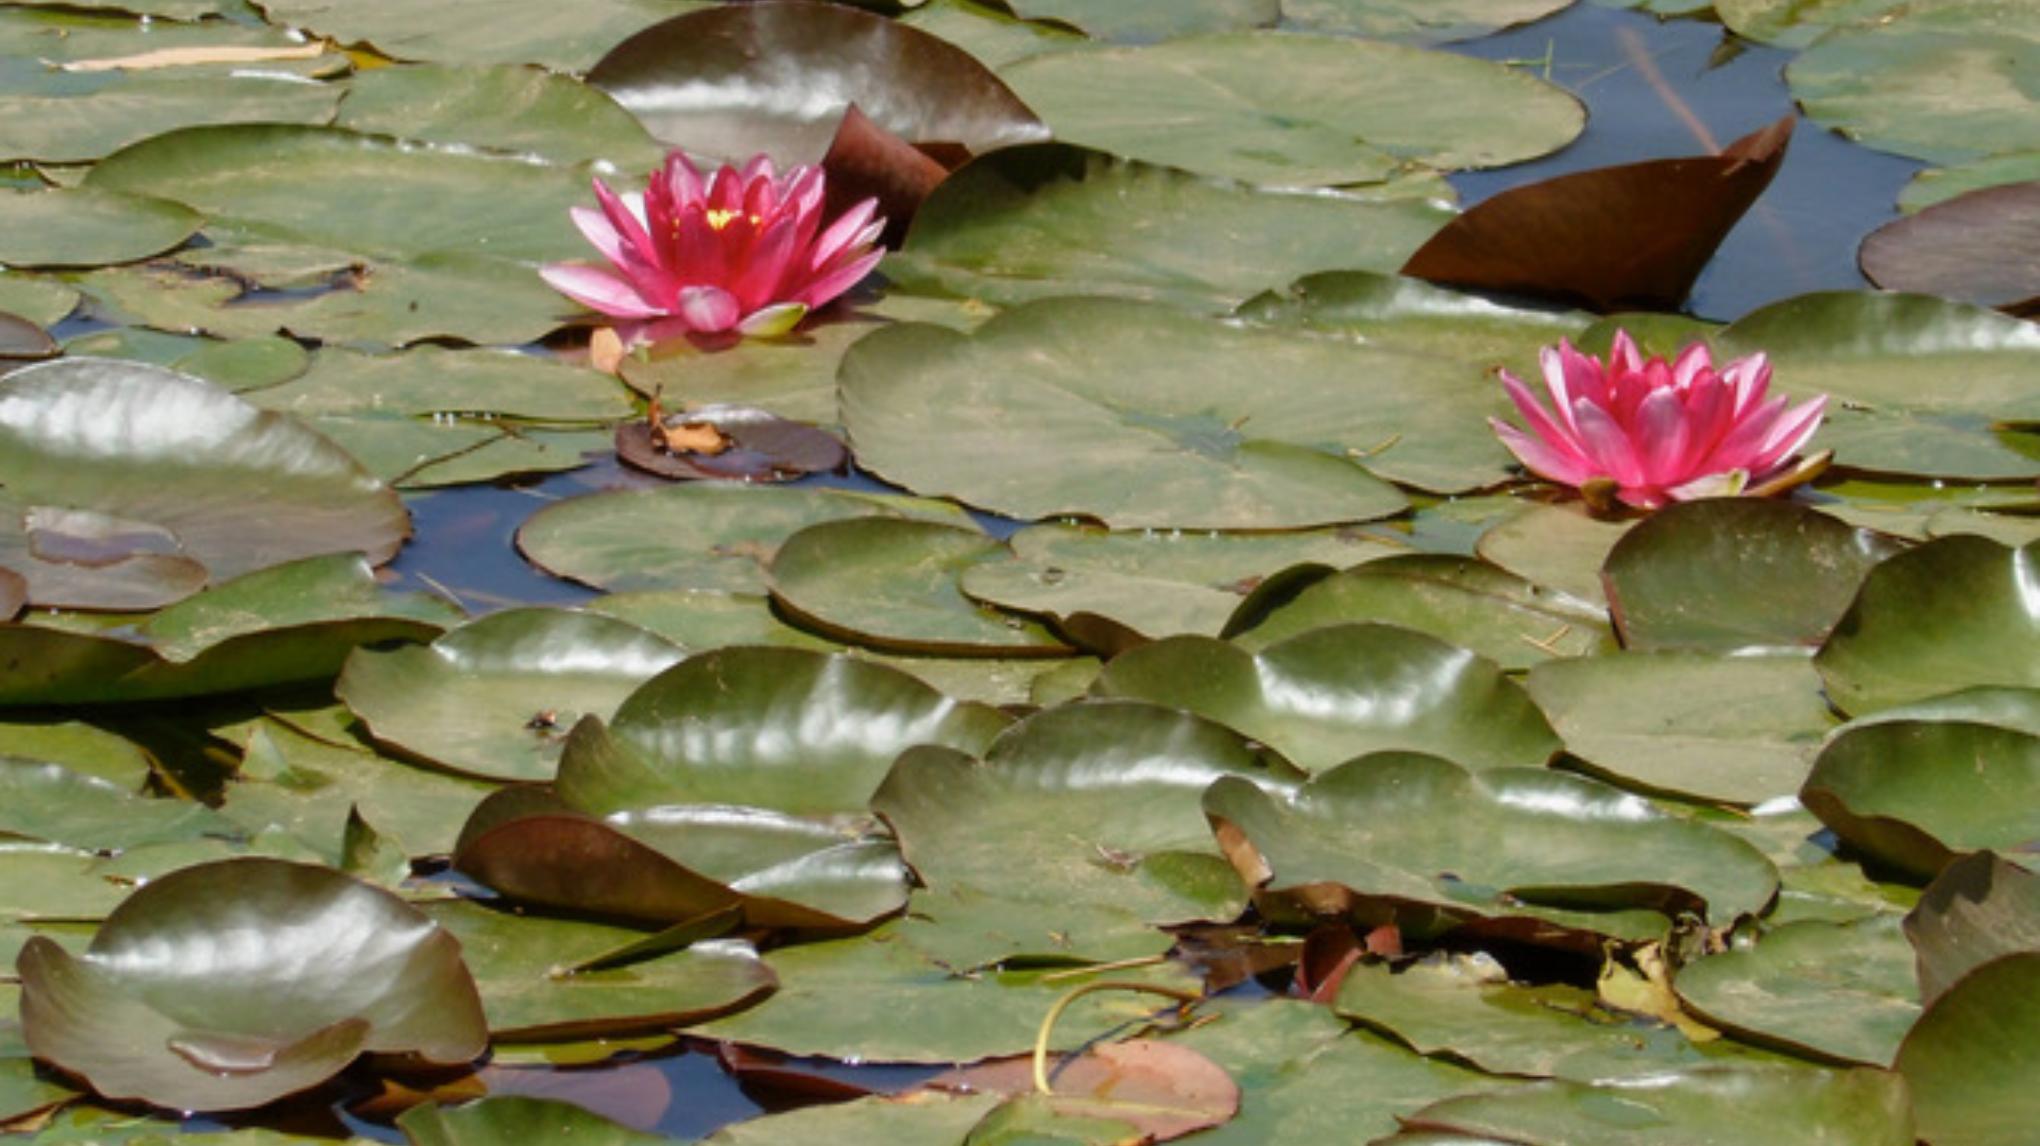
[541,152,884,345]
[1491,331,1828,511]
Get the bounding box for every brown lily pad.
[1861,180,2040,317]
[0,310,58,365]
[587,0,1048,167]
[1402,116,1793,312]
[615,403,847,483]
[822,103,954,248]
[929,1039,1239,1142]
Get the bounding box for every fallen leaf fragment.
[60,43,329,72]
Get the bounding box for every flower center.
[704,209,755,231]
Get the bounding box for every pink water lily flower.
[1491,331,1827,510]
[541,152,884,345]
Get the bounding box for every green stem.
[1030,980,1204,1096]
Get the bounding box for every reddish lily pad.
[1905,850,2040,1006]
[0,310,58,364]
[1860,180,2040,317]
[1403,117,1793,312]
[616,404,848,482]
[16,858,486,1112]
[587,0,1047,167]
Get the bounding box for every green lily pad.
[1234,270,1584,374]
[1000,0,1273,40]
[1901,151,2040,211]
[16,858,486,1111]
[841,298,1511,519]
[1395,1064,1915,1145]
[1905,850,2040,1005]
[336,608,685,782]
[253,0,713,71]
[557,645,1009,818]
[336,63,664,170]
[0,357,407,611]
[587,0,1046,166]
[1095,625,1560,774]
[421,900,775,1041]
[871,701,1299,964]
[695,919,1203,1063]
[393,426,597,490]
[0,848,130,922]
[1224,555,1615,670]
[0,274,79,329]
[87,125,589,267]
[1800,689,2040,880]
[242,347,633,424]
[587,589,838,651]
[1204,752,1778,936]
[456,783,910,932]
[709,1091,1004,1146]
[1475,503,1633,609]
[1333,957,1765,1081]
[957,522,1404,653]
[1000,31,1584,184]
[898,0,1084,68]
[1713,0,1903,49]
[1786,5,2040,164]
[0,62,343,166]
[516,483,976,595]
[400,1096,674,1146]
[615,313,888,428]
[0,187,199,269]
[1157,996,1498,1145]
[1602,499,1905,654]
[0,719,152,790]
[1523,652,1837,806]
[0,553,460,706]
[0,758,236,853]
[1673,915,1921,1065]
[1894,952,2040,1146]
[1816,536,2040,714]
[1283,0,1574,42]
[222,719,498,861]
[769,517,1069,656]
[887,145,1454,312]
[1714,291,2040,480]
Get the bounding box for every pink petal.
[1748,394,1828,476]
[1607,329,1644,376]
[676,285,741,332]
[539,263,666,318]
[810,198,881,269]
[1720,351,1772,419]
[730,213,800,311]
[1670,341,1714,391]
[1491,418,1597,486]
[591,179,655,265]
[1631,386,1695,487]
[1540,342,1596,439]
[1499,369,1595,471]
[669,204,732,291]
[1695,392,1791,474]
[1572,398,1646,490]
[665,152,707,207]
[791,247,883,310]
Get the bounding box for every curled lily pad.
[588,0,1047,166]
[560,645,1008,817]
[870,700,1300,965]
[0,553,461,706]
[336,608,686,782]
[1815,535,2040,715]
[1905,850,2040,1005]
[1094,625,1560,774]
[1672,915,1921,1066]
[1604,498,1904,654]
[0,187,200,270]
[455,786,909,932]
[1524,651,1837,806]
[615,404,847,483]
[887,144,1455,312]
[1223,555,1615,670]
[16,858,486,1111]
[1203,752,1779,939]
[0,358,409,611]
[1000,30,1584,185]
[1800,690,2040,881]
[769,517,1070,655]
[1894,952,2040,1146]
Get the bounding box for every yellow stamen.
[704,208,757,231]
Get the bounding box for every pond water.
[351,3,1935,1138]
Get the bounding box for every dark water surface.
[362,4,1926,1136]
